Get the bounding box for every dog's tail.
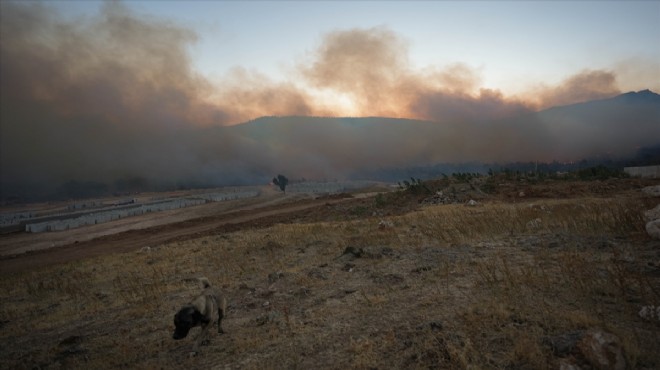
[198,277,211,289]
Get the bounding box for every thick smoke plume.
[532,70,621,108]
[1,2,657,200]
[0,2,258,196]
[301,27,534,121]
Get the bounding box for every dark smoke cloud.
[0,2,261,196]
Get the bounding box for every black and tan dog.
[173,278,227,354]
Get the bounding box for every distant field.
[0,181,384,258]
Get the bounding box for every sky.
[1,0,659,197]
[42,0,660,118]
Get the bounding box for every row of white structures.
[24,191,259,233]
[0,211,36,228]
[286,181,379,193]
[624,165,660,178]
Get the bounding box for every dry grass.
[1,195,659,369]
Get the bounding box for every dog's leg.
[218,307,225,334]
[218,296,227,334]
[192,323,211,353]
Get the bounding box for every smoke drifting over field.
[1,2,658,199]
[0,2,249,194]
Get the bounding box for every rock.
[411,266,433,273]
[268,271,284,284]
[644,204,660,221]
[139,246,151,253]
[526,218,543,230]
[642,185,660,197]
[238,283,256,291]
[342,263,355,272]
[558,358,582,370]
[638,305,660,321]
[577,329,626,370]
[544,331,584,356]
[256,310,281,326]
[256,314,268,326]
[292,287,311,297]
[466,199,478,206]
[519,191,526,197]
[429,321,443,331]
[341,246,364,258]
[59,335,83,347]
[646,219,660,240]
[378,220,394,229]
[56,335,87,362]
[307,268,328,280]
[380,247,395,257]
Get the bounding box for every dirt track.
[0,194,353,276]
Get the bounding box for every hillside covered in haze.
[231,90,660,176]
[2,90,659,201]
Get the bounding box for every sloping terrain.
[1,178,659,369]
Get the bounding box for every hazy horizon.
[1,1,659,199]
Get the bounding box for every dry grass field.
[1,176,659,369]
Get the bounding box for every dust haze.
[1,2,658,199]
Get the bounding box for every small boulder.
[268,271,284,284]
[466,199,478,206]
[638,305,660,321]
[644,204,660,221]
[577,329,626,370]
[378,220,394,229]
[341,246,364,258]
[642,185,660,197]
[544,331,584,356]
[646,219,660,240]
[526,218,543,230]
[558,358,582,370]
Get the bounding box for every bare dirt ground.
[0,187,361,275]
[0,186,288,255]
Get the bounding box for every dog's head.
[172,306,202,340]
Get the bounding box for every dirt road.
[0,194,353,276]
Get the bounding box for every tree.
[272,174,289,194]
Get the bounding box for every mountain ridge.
[231,90,659,128]
[221,89,660,177]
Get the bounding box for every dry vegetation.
[1,178,660,369]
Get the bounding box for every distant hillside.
[536,89,660,122]
[529,90,660,160]
[5,91,658,201]
[225,90,660,180]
